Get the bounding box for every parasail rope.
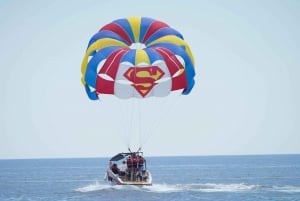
[139,91,183,150]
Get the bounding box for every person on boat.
[111,163,120,175]
[138,155,144,169]
[135,155,144,180]
[131,153,137,167]
[126,155,132,168]
[126,155,134,180]
[132,153,140,171]
[119,160,127,177]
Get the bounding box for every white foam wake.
[75,181,139,193]
[142,183,258,193]
[75,182,300,194]
[270,185,300,193]
[75,182,114,192]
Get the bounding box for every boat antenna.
[128,148,132,152]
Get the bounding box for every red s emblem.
[124,66,165,97]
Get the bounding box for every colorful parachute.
[81,16,195,100]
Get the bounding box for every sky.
[0,0,299,159]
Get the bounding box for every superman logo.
[124,66,165,97]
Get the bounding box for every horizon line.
[1,153,299,160]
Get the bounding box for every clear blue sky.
[0,0,299,159]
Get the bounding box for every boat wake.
[75,182,123,192]
[270,185,300,193]
[75,182,300,193]
[75,181,141,192]
[143,183,258,193]
[145,183,300,193]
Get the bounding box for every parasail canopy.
[81,16,195,100]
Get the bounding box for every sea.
[0,155,300,201]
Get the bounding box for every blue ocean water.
[0,155,300,201]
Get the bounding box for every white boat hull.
[106,169,152,186]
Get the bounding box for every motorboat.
[105,151,152,185]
